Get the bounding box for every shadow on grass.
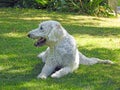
[0,8,120,39]
[65,25,120,37]
[0,21,120,38]
[1,22,119,37]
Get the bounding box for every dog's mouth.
[34,37,46,47]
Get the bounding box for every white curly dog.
[28,20,113,79]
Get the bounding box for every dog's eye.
[39,26,44,32]
[40,26,43,30]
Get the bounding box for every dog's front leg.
[37,47,50,63]
[37,51,46,63]
[37,64,56,79]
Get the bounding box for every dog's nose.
[27,34,31,38]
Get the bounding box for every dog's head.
[28,20,66,47]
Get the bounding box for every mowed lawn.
[0,8,120,90]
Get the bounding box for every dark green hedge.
[0,0,48,8]
[0,0,18,7]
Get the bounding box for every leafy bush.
[0,0,18,7]
[46,0,113,16]
[16,0,36,8]
[0,0,115,16]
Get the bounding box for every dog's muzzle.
[34,37,46,47]
[28,34,46,47]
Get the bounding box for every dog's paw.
[37,74,47,79]
[51,73,60,78]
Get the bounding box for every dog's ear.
[48,23,66,42]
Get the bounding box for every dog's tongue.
[34,38,46,47]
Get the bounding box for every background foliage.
[0,0,115,16]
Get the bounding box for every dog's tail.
[79,52,114,65]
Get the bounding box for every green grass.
[0,8,120,90]
[118,0,120,6]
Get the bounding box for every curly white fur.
[28,20,113,79]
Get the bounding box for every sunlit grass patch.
[75,34,120,49]
[1,32,26,38]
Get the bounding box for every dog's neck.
[46,28,68,48]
